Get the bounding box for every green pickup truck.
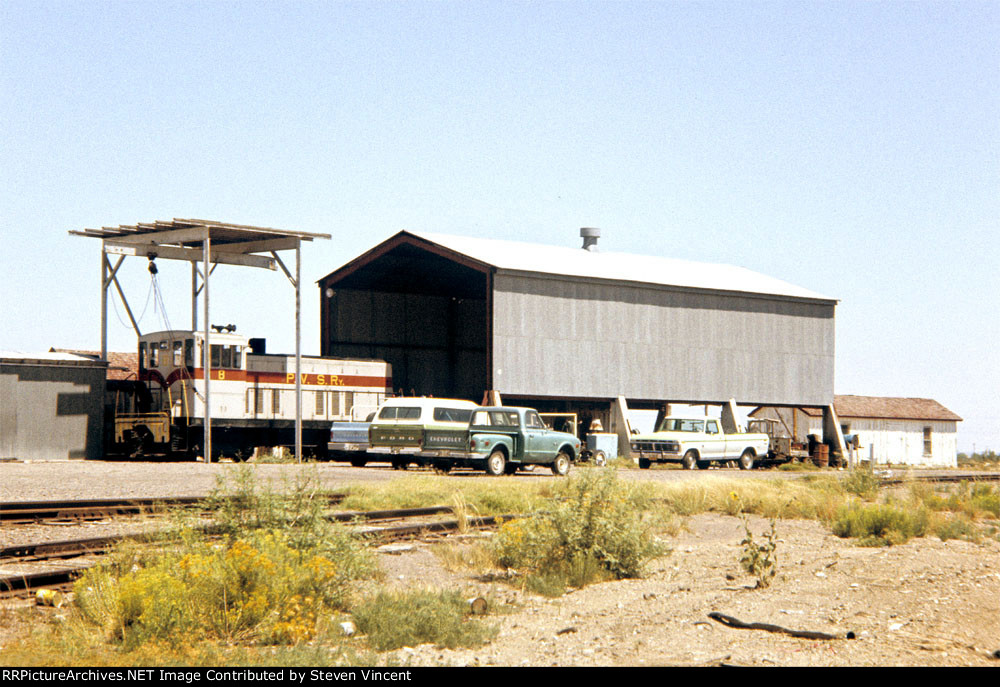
[423,406,582,476]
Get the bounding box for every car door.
[704,420,724,460]
[523,410,550,463]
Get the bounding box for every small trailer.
[746,418,811,466]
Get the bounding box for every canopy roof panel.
[70,218,330,253]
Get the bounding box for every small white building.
[751,395,962,468]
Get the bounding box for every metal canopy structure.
[70,218,331,462]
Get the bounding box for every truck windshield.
[658,418,705,432]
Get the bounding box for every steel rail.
[0,493,347,524]
[879,473,1000,486]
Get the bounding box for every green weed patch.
[832,503,928,546]
[492,470,663,591]
[351,590,496,651]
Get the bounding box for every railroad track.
[878,472,1000,486]
[0,497,205,524]
[0,493,347,525]
[0,505,515,599]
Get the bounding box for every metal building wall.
[0,360,106,460]
[324,289,486,401]
[491,272,835,406]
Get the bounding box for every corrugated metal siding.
[492,273,835,406]
[0,362,106,460]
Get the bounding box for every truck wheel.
[128,426,154,459]
[592,450,607,466]
[486,449,507,476]
[682,450,699,470]
[350,458,368,468]
[638,457,651,470]
[739,449,755,470]
[551,451,571,476]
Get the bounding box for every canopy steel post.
[203,231,211,463]
[192,262,198,331]
[295,242,302,463]
[272,246,304,463]
[100,249,108,361]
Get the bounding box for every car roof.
[477,406,532,413]
[380,397,478,409]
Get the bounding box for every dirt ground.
[2,462,999,666]
[374,513,1000,667]
[3,514,998,667]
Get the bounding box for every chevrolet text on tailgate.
[423,406,581,476]
[630,416,769,470]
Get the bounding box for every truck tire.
[638,457,651,469]
[486,449,507,476]
[350,458,368,468]
[551,451,571,476]
[739,449,755,470]
[592,450,607,466]
[682,450,699,470]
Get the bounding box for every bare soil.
[377,513,1000,667]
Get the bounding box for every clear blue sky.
[2,1,997,451]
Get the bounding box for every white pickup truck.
[630,416,769,470]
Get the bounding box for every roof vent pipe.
[580,227,601,251]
